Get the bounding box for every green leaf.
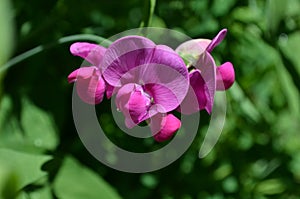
[17,186,53,199]
[255,179,286,195]
[0,0,14,98]
[211,0,236,17]
[232,6,262,24]
[20,98,58,151]
[279,32,300,76]
[266,0,287,33]
[54,156,122,199]
[0,148,51,196]
[0,0,14,66]
[0,96,58,152]
[229,83,261,122]
[0,164,18,199]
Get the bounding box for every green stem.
[140,0,156,28]
[0,34,111,74]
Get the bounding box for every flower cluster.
[68,29,235,142]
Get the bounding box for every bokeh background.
[0,0,300,198]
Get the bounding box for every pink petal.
[178,70,209,114]
[101,36,155,82]
[116,84,152,128]
[175,29,227,64]
[194,52,216,114]
[102,36,189,112]
[175,39,210,65]
[206,29,227,53]
[150,113,181,142]
[69,67,105,104]
[68,66,97,83]
[105,83,114,99]
[216,62,235,90]
[70,42,106,66]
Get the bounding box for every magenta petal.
[68,66,97,83]
[128,86,151,124]
[179,70,209,114]
[101,36,155,83]
[206,29,227,53]
[68,69,79,83]
[150,113,181,142]
[115,83,135,112]
[70,42,106,66]
[73,67,105,104]
[216,62,235,90]
[116,84,152,128]
[105,83,114,99]
[144,84,178,113]
[194,52,216,114]
[102,36,189,112]
[175,39,210,65]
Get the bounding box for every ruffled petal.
[68,67,105,104]
[150,113,181,142]
[68,66,96,83]
[70,42,106,66]
[101,36,155,84]
[175,29,227,64]
[178,70,209,114]
[116,84,152,128]
[194,52,216,114]
[102,36,189,112]
[175,39,210,65]
[216,62,235,90]
[206,29,227,53]
[105,83,114,99]
[144,84,178,113]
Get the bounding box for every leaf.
[232,6,262,24]
[211,0,236,17]
[17,186,53,199]
[0,96,58,152]
[0,164,18,199]
[20,97,58,151]
[0,148,51,195]
[279,32,300,76]
[0,0,14,66]
[255,179,286,195]
[53,156,122,199]
[0,0,14,97]
[266,0,287,33]
[229,83,261,122]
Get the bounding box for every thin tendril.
[0,34,111,74]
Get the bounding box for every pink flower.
[101,36,189,139]
[176,29,235,114]
[150,113,181,142]
[67,42,112,104]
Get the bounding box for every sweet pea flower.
[150,113,181,142]
[101,36,189,139]
[176,29,235,114]
[67,42,112,104]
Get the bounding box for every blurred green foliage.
[0,0,300,198]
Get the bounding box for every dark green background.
[0,0,300,198]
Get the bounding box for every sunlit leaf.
[211,0,236,17]
[0,96,58,152]
[0,0,14,97]
[0,164,18,199]
[0,148,51,194]
[54,156,122,199]
[255,179,286,195]
[266,0,286,33]
[279,32,300,76]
